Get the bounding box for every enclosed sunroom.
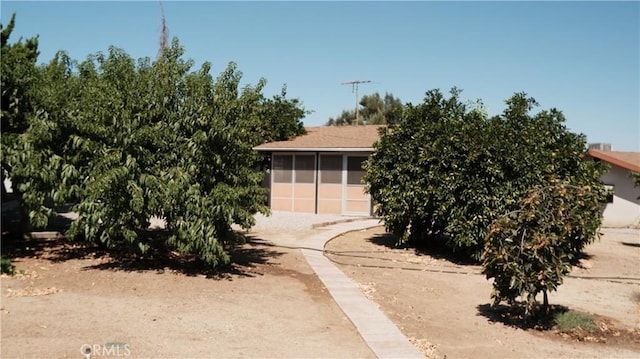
[254,126,382,216]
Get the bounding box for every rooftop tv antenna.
[158,1,169,58]
[342,80,371,125]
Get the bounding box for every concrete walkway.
[301,219,424,359]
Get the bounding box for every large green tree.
[2,14,306,267]
[60,46,171,254]
[364,88,607,316]
[327,92,403,125]
[63,41,306,266]
[1,13,44,224]
[1,14,38,161]
[364,89,490,254]
[1,14,72,229]
[364,88,605,257]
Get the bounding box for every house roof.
[254,125,384,152]
[588,150,640,172]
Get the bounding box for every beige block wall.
[292,184,315,213]
[271,198,293,212]
[345,185,369,215]
[318,201,342,214]
[346,200,369,214]
[271,183,293,211]
[318,183,342,214]
[294,184,315,198]
[294,199,316,213]
[272,183,293,197]
[319,184,342,199]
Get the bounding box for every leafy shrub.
[365,89,606,260]
[482,182,606,315]
[1,257,16,275]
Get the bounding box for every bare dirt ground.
[325,227,640,359]
[1,230,375,359]
[2,217,639,359]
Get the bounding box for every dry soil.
[325,227,640,359]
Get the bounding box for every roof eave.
[588,150,640,172]
[253,147,374,152]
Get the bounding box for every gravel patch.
[243,211,369,236]
[151,212,369,235]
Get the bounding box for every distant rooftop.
[588,150,640,172]
[254,125,384,152]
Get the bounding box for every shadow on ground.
[366,231,478,265]
[81,232,286,280]
[622,241,640,248]
[476,302,567,330]
[478,301,640,348]
[1,215,284,280]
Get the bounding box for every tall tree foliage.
[62,47,170,254]
[364,89,492,254]
[1,14,66,228]
[364,88,606,315]
[1,14,39,216]
[257,86,307,143]
[327,92,404,125]
[2,15,306,267]
[1,13,38,155]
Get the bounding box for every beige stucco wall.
[271,183,293,211]
[293,184,315,213]
[270,183,317,213]
[345,185,369,214]
[318,184,342,214]
[600,164,640,227]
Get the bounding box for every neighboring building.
[254,126,382,216]
[588,149,640,228]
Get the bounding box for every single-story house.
[255,129,640,226]
[254,126,382,216]
[588,149,640,228]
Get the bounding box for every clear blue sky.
[2,1,639,150]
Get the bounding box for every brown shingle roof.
[588,150,640,172]
[254,125,384,152]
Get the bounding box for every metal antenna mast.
[341,80,371,125]
[158,1,169,58]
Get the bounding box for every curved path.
[301,219,424,359]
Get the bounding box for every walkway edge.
[301,220,424,359]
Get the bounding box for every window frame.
[272,154,293,183]
[294,155,316,184]
[271,153,317,184]
[346,155,367,186]
[319,154,343,184]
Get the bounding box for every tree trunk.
[542,290,549,315]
